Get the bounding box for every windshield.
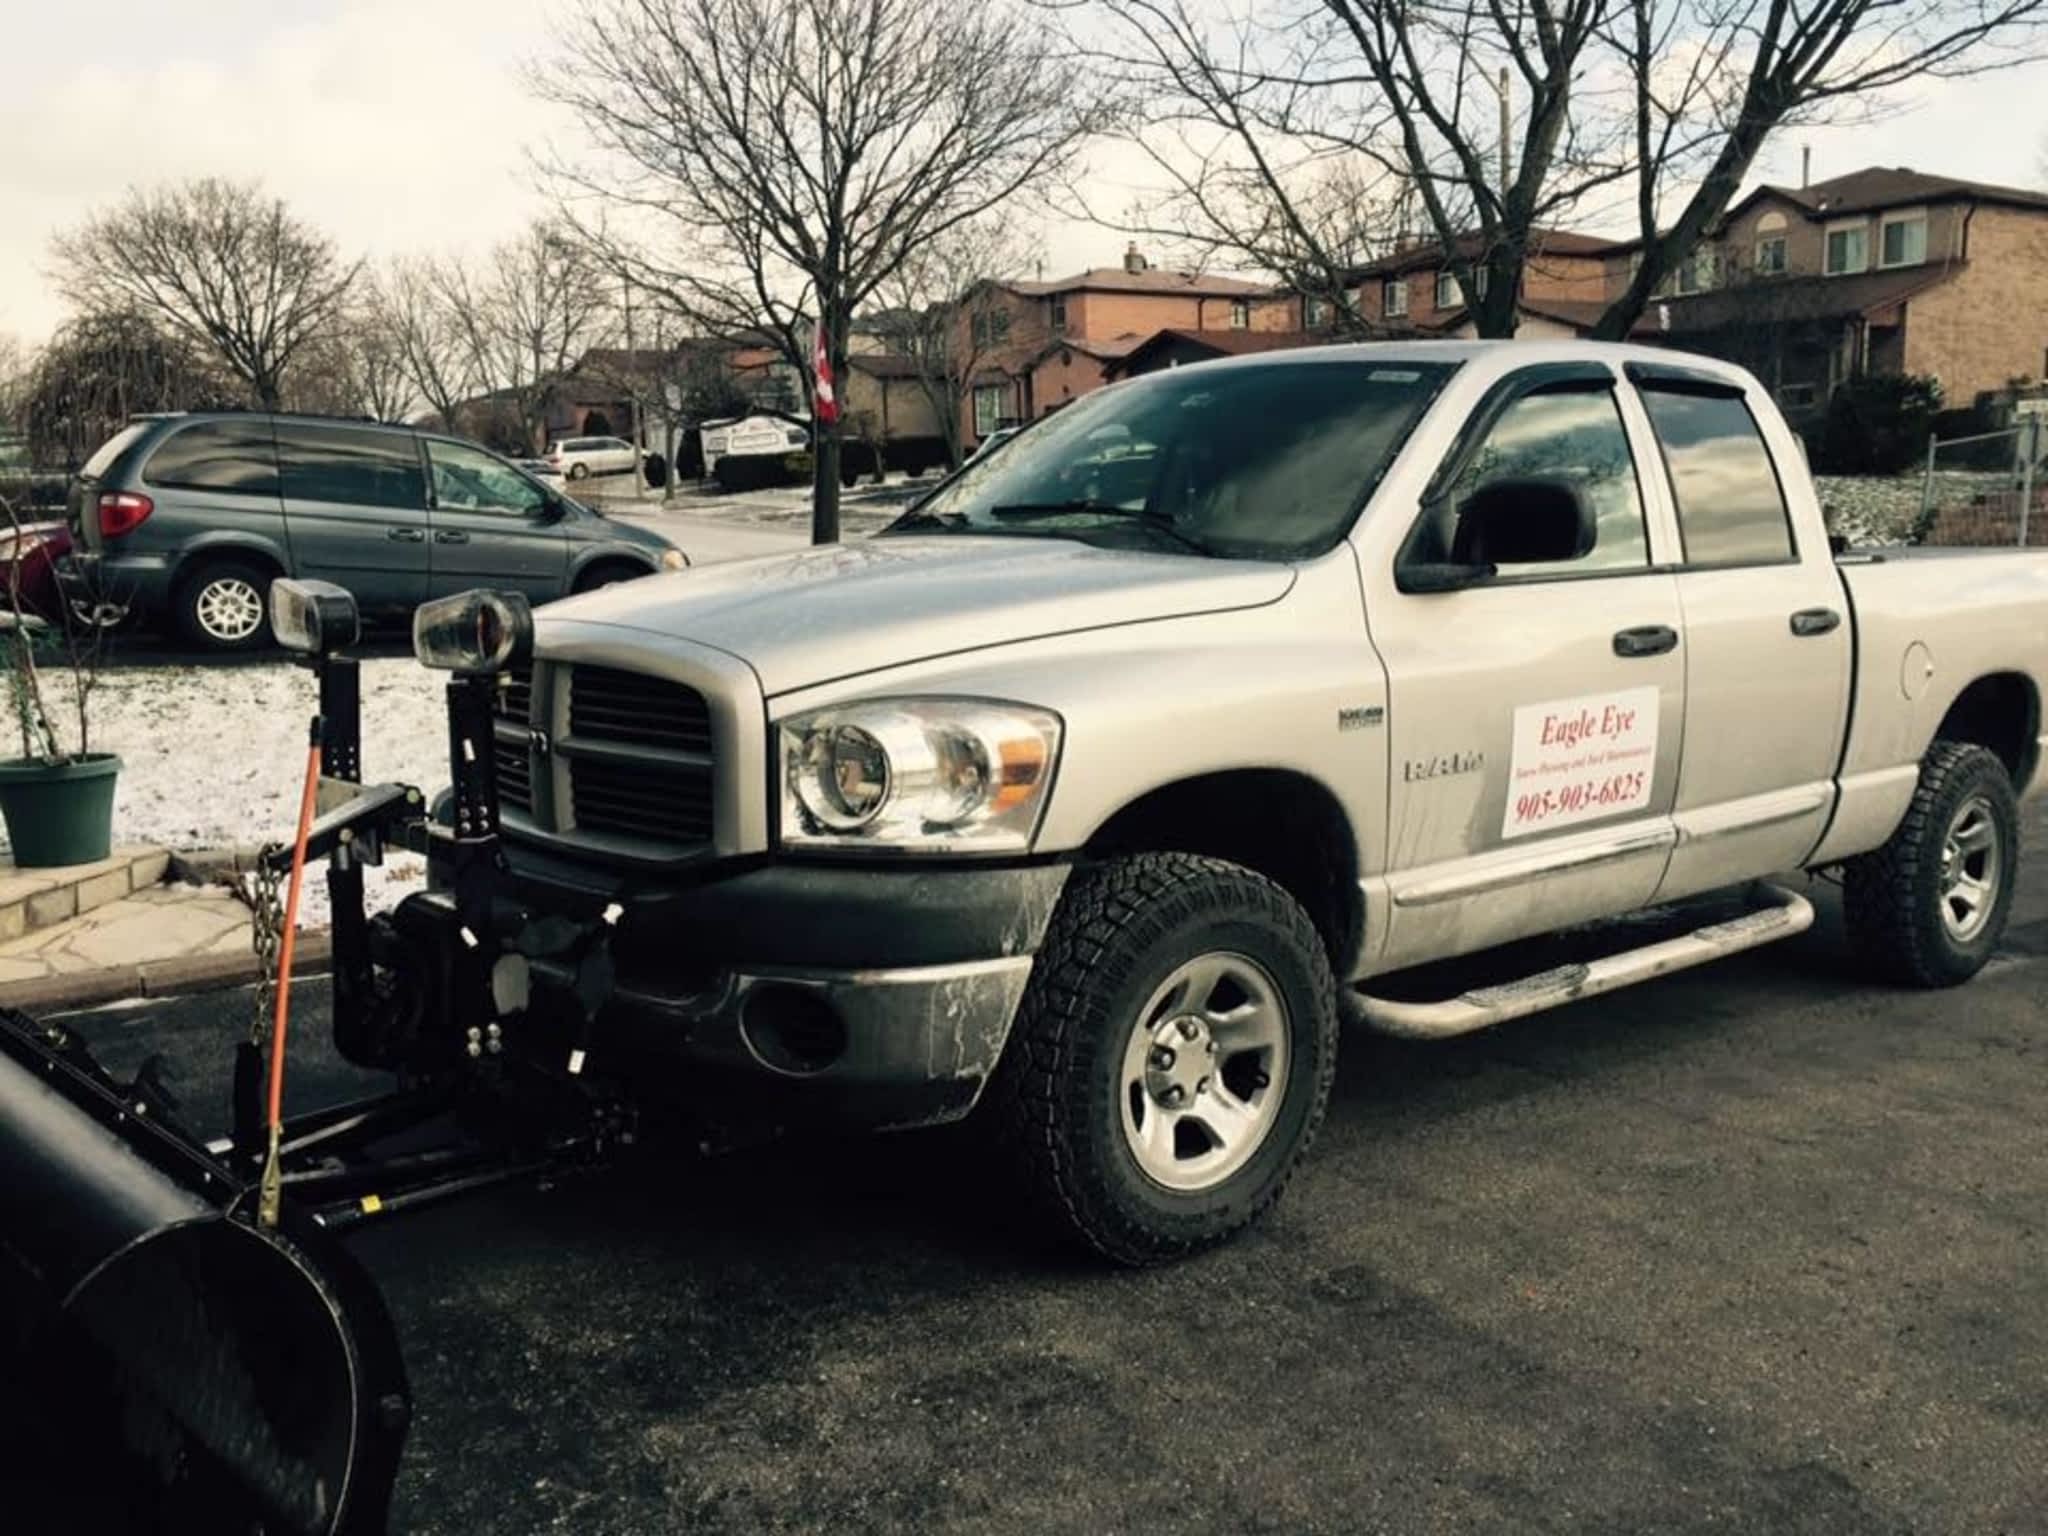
[885,357,1455,560]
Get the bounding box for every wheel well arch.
[571,551,657,591]
[1080,769,1362,973]
[171,541,286,593]
[1934,672,2040,791]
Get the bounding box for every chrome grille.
[492,670,534,814]
[562,666,715,853]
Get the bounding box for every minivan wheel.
[176,560,273,653]
[987,853,1337,1265]
[567,461,590,481]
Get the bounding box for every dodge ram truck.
[418,341,2048,1262]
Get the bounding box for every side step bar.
[1348,882,1814,1040]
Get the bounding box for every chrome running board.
[1348,883,1815,1040]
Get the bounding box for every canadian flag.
[812,319,838,424]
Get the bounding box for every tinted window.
[891,359,1455,561]
[143,420,280,495]
[1639,388,1794,564]
[1424,385,1647,577]
[276,424,424,510]
[427,439,548,516]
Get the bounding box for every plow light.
[270,578,360,658]
[413,588,534,675]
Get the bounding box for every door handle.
[1789,607,1841,637]
[1612,624,1679,659]
[387,526,425,542]
[434,530,470,545]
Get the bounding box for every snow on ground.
[15,659,450,924]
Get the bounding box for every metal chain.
[248,844,285,1046]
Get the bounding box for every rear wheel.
[567,461,590,481]
[175,559,273,653]
[1842,740,2019,987]
[988,853,1337,1265]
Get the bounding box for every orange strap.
[266,734,323,1131]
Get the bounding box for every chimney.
[1802,146,1811,189]
[1124,242,1148,275]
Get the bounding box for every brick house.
[957,247,1291,446]
[1311,227,1622,337]
[1622,168,2048,421]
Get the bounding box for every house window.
[1435,270,1458,309]
[1880,210,1927,268]
[1674,247,1716,295]
[1049,296,1068,335]
[1754,236,1786,275]
[973,384,1005,437]
[1824,222,1869,276]
[1383,277,1409,318]
[1305,296,1334,329]
[1229,298,1251,329]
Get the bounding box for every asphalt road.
[57,801,2048,1535]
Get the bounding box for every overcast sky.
[5,0,2045,346]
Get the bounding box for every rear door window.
[1638,387,1795,565]
[276,424,425,510]
[82,423,152,481]
[142,419,280,495]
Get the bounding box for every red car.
[0,520,73,623]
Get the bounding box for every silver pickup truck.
[500,341,2047,1263]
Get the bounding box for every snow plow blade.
[0,1009,408,1534]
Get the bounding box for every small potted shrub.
[0,495,119,867]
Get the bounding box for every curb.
[0,931,333,1014]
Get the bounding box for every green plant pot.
[0,753,122,869]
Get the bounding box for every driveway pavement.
[58,798,2048,1534]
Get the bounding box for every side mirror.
[1451,477,1596,567]
[271,578,359,657]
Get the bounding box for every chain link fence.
[1911,416,2045,547]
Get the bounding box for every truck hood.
[535,534,1296,695]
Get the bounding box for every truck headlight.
[778,700,1061,852]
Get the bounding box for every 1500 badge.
[1404,750,1485,782]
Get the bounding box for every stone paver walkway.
[0,882,330,1012]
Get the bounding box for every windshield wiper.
[988,501,1213,556]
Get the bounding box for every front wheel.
[1842,740,2019,988]
[987,853,1337,1265]
[567,461,590,481]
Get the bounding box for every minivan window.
[1639,387,1795,565]
[427,439,548,516]
[276,423,425,510]
[143,420,280,496]
[82,422,150,480]
[886,358,1456,561]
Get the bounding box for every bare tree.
[372,257,479,433]
[50,178,360,408]
[1595,0,2048,337]
[439,222,614,451]
[22,309,234,470]
[1063,0,2044,341]
[871,223,1038,467]
[539,0,1097,543]
[278,308,416,422]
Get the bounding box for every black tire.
[987,852,1338,1265]
[572,560,650,594]
[1842,740,2019,988]
[174,557,274,653]
[567,461,590,481]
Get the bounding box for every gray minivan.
[66,413,685,652]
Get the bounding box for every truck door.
[1367,363,1687,974]
[1626,364,1852,902]
[274,422,430,618]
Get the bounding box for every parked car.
[0,519,73,623]
[545,435,640,481]
[444,340,2039,1263]
[516,457,563,481]
[63,413,686,652]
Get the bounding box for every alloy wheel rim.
[1938,794,2001,943]
[1118,951,1290,1193]
[196,577,264,641]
